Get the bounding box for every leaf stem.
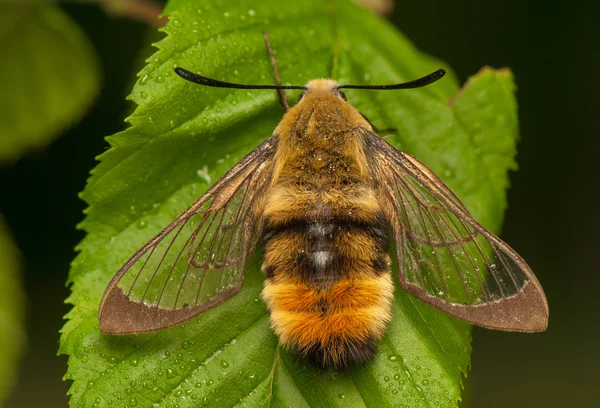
[97,0,168,27]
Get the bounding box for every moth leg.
[263,31,289,111]
[360,112,397,135]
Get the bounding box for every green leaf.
[0,3,100,163]
[60,1,519,406]
[0,216,25,404]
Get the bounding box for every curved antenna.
[174,67,446,91]
[338,69,446,90]
[174,68,305,90]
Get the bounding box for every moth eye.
[336,90,347,101]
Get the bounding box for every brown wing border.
[99,136,278,334]
[364,132,548,332]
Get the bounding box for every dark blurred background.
[0,0,597,406]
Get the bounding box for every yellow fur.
[261,80,393,367]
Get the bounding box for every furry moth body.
[99,54,548,368]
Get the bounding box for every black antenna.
[174,67,446,91]
[174,68,305,90]
[338,69,446,90]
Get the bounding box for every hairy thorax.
[260,92,394,367]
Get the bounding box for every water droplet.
[137,220,147,229]
[220,360,229,368]
[129,398,138,406]
[384,376,390,382]
[140,75,149,84]
[182,341,191,349]
[156,76,165,83]
[394,374,400,380]
[130,359,139,367]
[167,368,176,378]
[422,379,429,385]
[172,20,182,27]
[87,380,94,388]
[107,356,119,364]
[170,120,176,129]
[388,354,398,362]
[81,355,88,363]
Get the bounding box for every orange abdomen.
[261,183,394,367]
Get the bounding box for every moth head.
[298,79,347,103]
[173,67,446,107]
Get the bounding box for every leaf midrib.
[150,7,331,80]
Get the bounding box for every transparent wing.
[99,136,277,334]
[364,133,548,332]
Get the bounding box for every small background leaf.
[0,2,100,163]
[0,215,25,404]
[60,0,519,406]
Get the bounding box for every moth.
[99,34,548,368]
